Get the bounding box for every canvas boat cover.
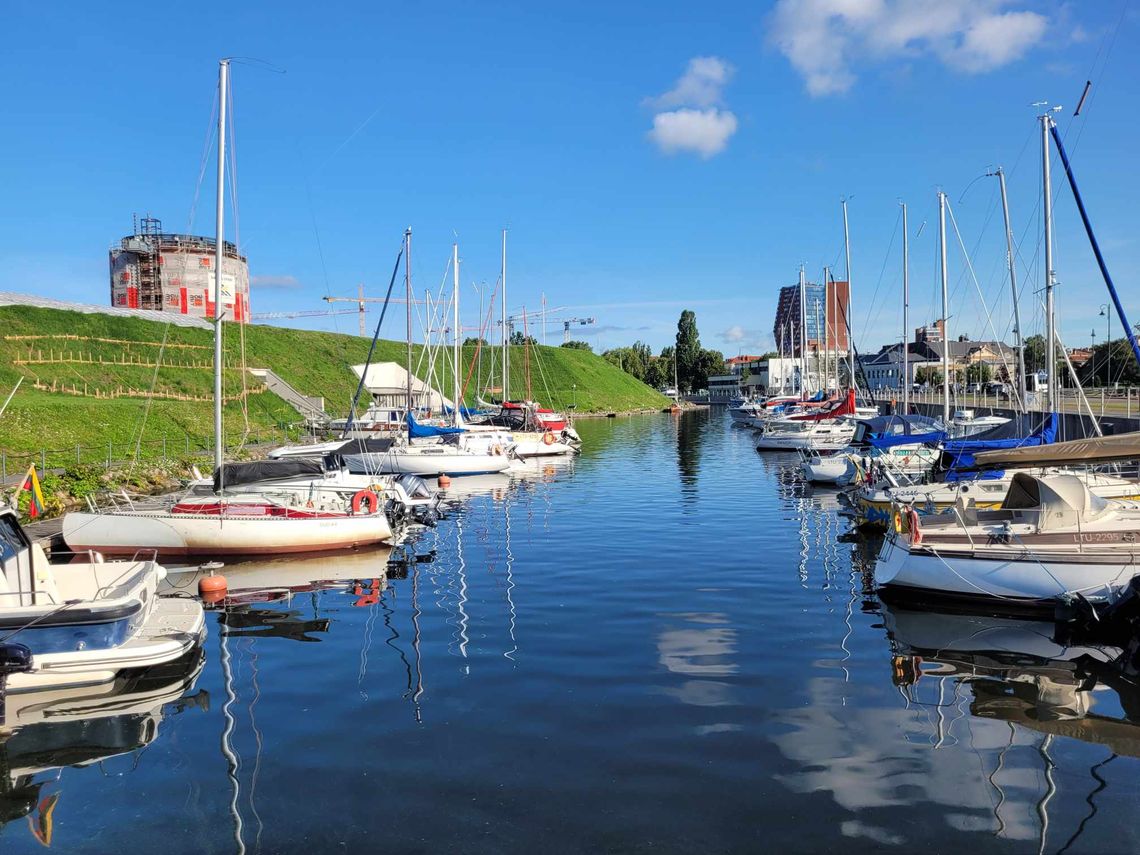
[407,412,466,438]
[859,414,945,449]
[971,431,1140,471]
[1003,472,1111,531]
[214,458,326,492]
[940,412,1059,473]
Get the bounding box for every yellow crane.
[322,284,426,336]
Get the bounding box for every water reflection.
[675,409,706,490]
[0,650,206,847]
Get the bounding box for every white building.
[351,363,452,411]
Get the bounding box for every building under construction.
[109,215,250,323]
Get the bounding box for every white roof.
[351,362,452,407]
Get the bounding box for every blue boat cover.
[861,415,946,450]
[940,412,1059,475]
[407,412,467,438]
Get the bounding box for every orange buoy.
[199,573,228,604]
[438,474,452,489]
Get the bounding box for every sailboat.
[62,60,392,557]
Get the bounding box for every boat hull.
[344,450,510,477]
[62,511,392,556]
[876,534,1138,603]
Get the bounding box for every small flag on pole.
[21,465,45,519]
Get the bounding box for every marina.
[3,4,1140,851]
[5,412,1140,852]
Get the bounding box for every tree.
[692,349,726,392]
[965,362,993,384]
[657,346,676,390]
[510,331,536,346]
[675,310,701,394]
[1024,334,1046,374]
[915,366,942,386]
[463,336,489,348]
[561,340,592,351]
[644,357,668,390]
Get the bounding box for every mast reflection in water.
[8,413,1140,853]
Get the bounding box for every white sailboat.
[62,60,392,557]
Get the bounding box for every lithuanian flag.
[21,465,45,519]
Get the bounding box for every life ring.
[352,489,380,515]
[907,508,922,545]
[542,431,555,446]
[892,508,904,535]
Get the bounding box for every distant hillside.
[0,305,667,455]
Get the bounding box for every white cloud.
[647,56,738,158]
[251,274,301,289]
[724,325,746,343]
[648,56,734,109]
[649,108,738,158]
[767,0,1049,96]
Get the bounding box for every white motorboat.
[755,419,856,452]
[0,506,205,693]
[799,450,855,483]
[949,409,1010,438]
[877,472,1140,604]
[729,401,766,424]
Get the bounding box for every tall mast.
[842,198,854,388]
[453,242,461,427]
[213,58,229,472]
[405,228,412,418]
[814,298,822,395]
[938,190,951,426]
[995,168,1026,410]
[901,202,909,413]
[1041,112,1057,411]
[823,266,832,391]
[798,265,807,395]
[501,229,508,401]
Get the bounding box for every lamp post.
[1099,304,1110,388]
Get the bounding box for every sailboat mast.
[1041,112,1057,411]
[938,190,950,426]
[996,168,1026,410]
[405,228,412,419]
[901,202,909,413]
[213,58,229,473]
[501,229,508,401]
[823,266,831,392]
[798,265,807,395]
[842,199,854,388]
[453,242,461,427]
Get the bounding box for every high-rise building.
[109,214,251,323]
[772,278,850,358]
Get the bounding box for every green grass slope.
[0,305,667,457]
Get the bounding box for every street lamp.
[1099,304,1110,388]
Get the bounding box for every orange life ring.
[542,431,555,446]
[352,489,380,515]
[907,508,922,545]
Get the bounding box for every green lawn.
[0,305,667,457]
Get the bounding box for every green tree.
[1024,335,1046,373]
[692,349,726,392]
[658,346,677,390]
[675,310,701,394]
[560,340,592,351]
[915,365,943,386]
[965,362,993,384]
[644,357,668,390]
[463,336,489,347]
[510,331,537,346]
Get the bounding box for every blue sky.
[2,1,1137,358]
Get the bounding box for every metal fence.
[0,425,296,484]
[882,386,1139,418]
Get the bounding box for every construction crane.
[323,284,426,336]
[252,308,359,321]
[502,307,596,344]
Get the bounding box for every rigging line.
[944,200,1021,393]
[219,623,247,855]
[857,206,901,343]
[1056,753,1117,855]
[224,82,252,446]
[131,323,171,466]
[244,638,266,853]
[343,242,404,435]
[188,90,219,234]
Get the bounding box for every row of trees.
[599,311,725,394]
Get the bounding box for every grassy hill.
[0,305,667,460]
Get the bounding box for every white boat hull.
[876,534,1137,603]
[345,449,511,477]
[800,455,852,483]
[63,510,392,557]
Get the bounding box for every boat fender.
[907,508,922,545]
[352,490,380,515]
[892,508,904,535]
[542,431,555,446]
[491,444,503,456]
[199,573,228,605]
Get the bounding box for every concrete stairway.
[249,368,330,425]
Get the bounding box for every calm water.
[5,411,1140,853]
